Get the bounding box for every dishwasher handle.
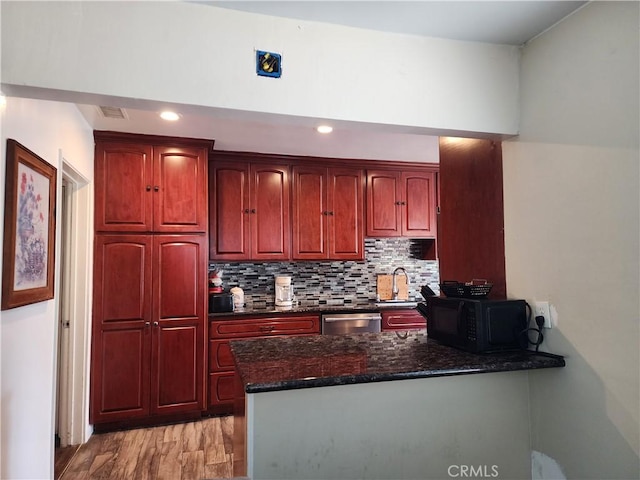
[322,314,382,322]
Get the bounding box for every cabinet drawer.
[211,314,320,339]
[381,309,426,331]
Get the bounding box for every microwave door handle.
[457,301,465,339]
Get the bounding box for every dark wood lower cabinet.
[381,308,426,331]
[208,314,321,414]
[90,234,207,430]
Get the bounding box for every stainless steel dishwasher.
[321,311,382,335]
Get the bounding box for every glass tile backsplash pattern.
[210,238,440,308]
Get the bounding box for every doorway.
[54,155,92,451]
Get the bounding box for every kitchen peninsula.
[230,332,565,480]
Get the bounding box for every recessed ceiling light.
[160,111,180,121]
[316,125,333,134]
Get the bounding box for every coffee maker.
[275,276,294,307]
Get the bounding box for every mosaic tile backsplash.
[209,238,440,307]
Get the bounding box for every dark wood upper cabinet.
[251,164,291,260]
[366,169,437,238]
[438,138,506,299]
[292,166,364,260]
[94,132,210,233]
[209,160,290,261]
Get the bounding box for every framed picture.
[2,139,57,310]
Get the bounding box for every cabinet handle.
[258,325,275,332]
[154,186,159,192]
[146,185,152,192]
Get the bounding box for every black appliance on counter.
[417,296,528,353]
[209,292,234,313]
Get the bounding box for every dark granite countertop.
[209,300,416,318]
[230,331,565,394]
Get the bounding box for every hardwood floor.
[58,416,234,480]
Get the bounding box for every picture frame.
[2,139,57,310]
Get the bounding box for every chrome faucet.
[392,267,409,300]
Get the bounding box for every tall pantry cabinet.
[90,131,213,429]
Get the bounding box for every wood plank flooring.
[58,416,234,480]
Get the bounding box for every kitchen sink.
[375,300,418,308]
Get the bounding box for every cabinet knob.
[244,209,250,214]
[251,209,256,214]
[322,211,328,216]
[329,211,334,216]
[154,186,159,192]
[153,321,159,327]
[145,322,150,327]
[146,185,152,192]
[395,201,401,206]
[401,201,406,206]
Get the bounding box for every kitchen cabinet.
[90,234,207,427]
[292,166,364,260]
[208,314,320,414]
[438,138,506,299]
[381,308,426,331]
[366,170,437,238]
[94,132,209,233]
[209,160,291,261]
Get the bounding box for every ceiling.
[76,1,588,158]
[201,1,587,46]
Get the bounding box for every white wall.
[503,2,639,478]
[1,1,520,138]
[0,97,94,479]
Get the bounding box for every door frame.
[55,153,93,445]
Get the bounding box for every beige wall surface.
[504,2,640,478]
[1,1,519,137]
[0,97,94,480]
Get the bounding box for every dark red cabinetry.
[91,234,207,425]
[91,132,211,430]
[208,314,320,414]
[366,170,437,238]
[381,308,426,331]
[292,166,364,260]
[94,133,208,233]
[209,160,290,261]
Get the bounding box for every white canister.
[230,286,245,309]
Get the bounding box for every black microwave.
[417,297,528,353]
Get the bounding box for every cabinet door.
[328,168,364,260]
[401,171,437,237]
[95,142,154,232]
[90,235,153,423]
[153,146,208,233]
[366,170,401,237]
[292,166,327,259]
[210,162,251,259]
[250,164,291,260]
[151,235,206,415]
[381,309,426,331]
[439,138,506,299]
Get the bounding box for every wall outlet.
[534,301,552,329]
